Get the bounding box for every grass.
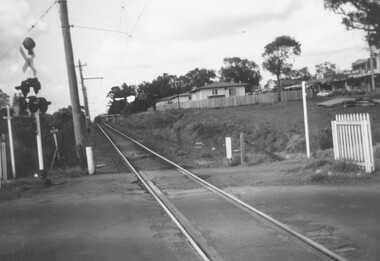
[111,97,380,170]
[285,149,380,185]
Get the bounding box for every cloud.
[143,0,304,42]
[0,0,49,61]
[0,0,30,59]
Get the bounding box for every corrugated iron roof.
[190,82,249,92]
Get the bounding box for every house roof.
[281,78,303,87]
[190,82,248,92]
[156,96,175,102]
[156,92,191,103]
[177,92,191,97]
[352,59,367,66]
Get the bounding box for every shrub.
[311,172,329,183]
[305,158,331,169]
[332,160,362,173]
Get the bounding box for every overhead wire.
[130,0,149,37]
[70,25,131,36]
[0,0,58,61]
[102,0,150,88]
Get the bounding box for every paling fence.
[154,89,314,111]
[331,113,374,173]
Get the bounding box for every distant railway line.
[97,122,346,261]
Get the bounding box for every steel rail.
[102,122,347,261]
[97,123,211,261]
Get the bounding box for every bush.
[1,107,83,178]
[332,160,362,173]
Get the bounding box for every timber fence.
[154,89,314,111]
[331,113,374,173]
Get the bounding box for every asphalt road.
[1,167,379,260]
[0,174,202,261]
[226,184,380,261]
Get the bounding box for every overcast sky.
[0,0,370,118]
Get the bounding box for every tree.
[285,67,313,81]
[121,82,136,100]
[315,62,337,75]
[183,68,216,90]
[219,57,261,93]
[106,83,137,115]
[324,0,380,48]
[106,86,123,101]
[262,35,301,101]
[0,89,9,107]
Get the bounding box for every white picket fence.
[331,113,374,173]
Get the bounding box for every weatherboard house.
[155,92,192,106]
[189,82,248,101]
[155,82,248,106]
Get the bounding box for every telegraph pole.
[76,60,103,129]
[369,44,376,92]
[58,0,86,168]
[77,59,89,130]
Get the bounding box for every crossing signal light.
[28,96,39,113]
[0,107,6,117]
[27,96,51,114]
[38,97,51,113]
[18,97,28,111]
[15,78,41,97]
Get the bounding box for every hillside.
[109,96,380,169]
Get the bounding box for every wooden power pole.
[77,59,89,130]
[77,59,103,130]
[58,0,86,168]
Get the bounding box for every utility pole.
[58,0,86,168]
[77,59,89,131]
[369,44,376,92]
[76,59,103,130]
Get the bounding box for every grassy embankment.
[110,96,380,181]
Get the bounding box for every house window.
[229,88,236,96]
[212,88,218,95]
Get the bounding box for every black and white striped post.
[2,105,15,178]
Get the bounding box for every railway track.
[98,122,346,261]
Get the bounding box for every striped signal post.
[19,38,46,178]
[1,134,7,184]
[2,105,16,178]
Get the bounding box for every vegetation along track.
[98,122,346,261]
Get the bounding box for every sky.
[0,0,370,119]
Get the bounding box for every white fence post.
[302,81,310,158]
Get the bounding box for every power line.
[130,0,149,37]
[103,0,150,87]
[70,25,131,37]
[0,0,57,61]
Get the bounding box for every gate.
[331,113,374,173]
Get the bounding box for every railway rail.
[97,122,346,261]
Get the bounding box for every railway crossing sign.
[19,46,37,77]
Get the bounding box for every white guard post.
[302,81,310,158]
[225,137,232,161]
[86,147,95,175]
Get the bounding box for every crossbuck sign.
[19,47,37,77]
